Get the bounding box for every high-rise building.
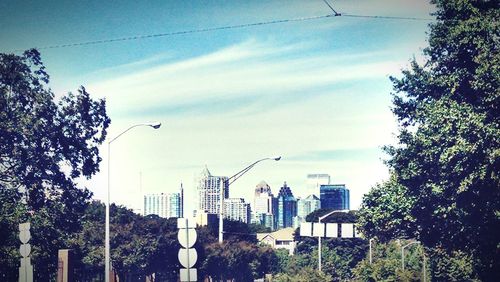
[277,182,297,229]
[297,194,321,219]
[143,186,183,218]
[196,166,229,215]
[225,198,251,224]
[253,181,278,229]
[307,174,331,197]
[320,184,350,210]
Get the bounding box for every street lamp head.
[147,122,161,129]
[272,156,281,161]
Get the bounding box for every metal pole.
[402,246,405,271]
[369,238,374,265]
[318,232,322,272]
[105,142,111,282]
[218,179,225,243]
[423,254,426,282]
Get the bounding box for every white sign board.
[178,228,197,248]
[180,268,197,282]
[313,223,325,237]
[300,222,312,237]
[177,218,196,229]
[342,223,354,238]
[326,223,338,238]
[178,248,198,268]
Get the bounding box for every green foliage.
[358,0,499,279]
[273,267,333,282]
[427,248,479,282]
[0,50,110,280]
[199,241,278,281]
[352,240,425,282]
[357,174,416,242]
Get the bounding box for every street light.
[369,238,375,265]
[105,122,161,282]
[317,209,349,272]
[401,240,419,271]
[219,156,281,243]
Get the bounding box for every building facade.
[307,174,331,197]
[294,194,321,227]
[277,182,297,229]
[143,186,183,218]
[320,184,350,210]
[253,181,278,230]
[225,198,251,224]
[196,166,229,215]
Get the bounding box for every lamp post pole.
[105,122,161,282]
[401,240,419,271]
[218,157,281,243]
[369,238,375,265]
[317,209,349,272]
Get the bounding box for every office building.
[253,181,278,230]
[196,166,229,215]
[277,182,297,229]
[225,198,251,224]
[295,194,321,226]
[143,186,183,218]
[307,174,331,197]
[320,184,350,210]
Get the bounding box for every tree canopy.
[359,0,499,280]
[0,49,110,280]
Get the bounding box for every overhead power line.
[11,12,434,52]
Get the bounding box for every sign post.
[19,222,33,282]
[177,218,197,282]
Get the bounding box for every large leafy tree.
[0,49,110,280]
[366,0,499,279]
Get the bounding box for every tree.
[0,50,110,280]
[357,174,416,242]
[378,0,499,279]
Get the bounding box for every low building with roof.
[256,227,296,255]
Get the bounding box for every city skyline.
[0,0,435,214]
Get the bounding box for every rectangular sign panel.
[313,223,325,237]
[326,223,338,238]
[180,268,197,282]
[300,222,312,237]
[177,218,196,229]
[341,223,354,238]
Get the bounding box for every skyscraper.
[253,181,278,229]
[143,186,183,218]
[277,182,297,229]
[196,166,229,215]
[297,194,321,219]
[320,184,350,210]
[307,174,331,197]
[225,198,251,224]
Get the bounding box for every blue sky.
[1,0,435,213]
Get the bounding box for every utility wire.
[342,14,433,21]
[11,12,434,52]
[13,14,333,52]
[322,0,341,16]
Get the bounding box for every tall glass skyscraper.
[320,184,350,210]
[196,166,229,215]
[277,182,297,229]
[143,185,183,218]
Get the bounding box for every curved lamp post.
[401,240,419,271]
[219,156,281,243]
[105,122,161,282]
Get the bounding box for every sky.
[0,0,435,214]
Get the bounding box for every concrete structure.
[196,166,228,215]
[225,198,251,224]
[293,194,321,228]
[277,182,297,229]
[307,174,330,197]
[253,181,278,230]
[194,210,218,227]
[143,186,183,218]
[320,184,350,210]
[257,227,296,255]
